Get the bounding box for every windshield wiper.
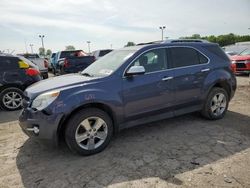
[81,72,94,77]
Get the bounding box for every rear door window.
[169,47,208,68]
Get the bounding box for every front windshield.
[82,50,135,77]
[239,49,250,56]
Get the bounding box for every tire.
[0,87,23,111]
[52,67,56,75]
[65,108,113,156]
[201,87,229,120]
[42,72,49,79]
[60,66,65,75]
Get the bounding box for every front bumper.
[19,108,64,146]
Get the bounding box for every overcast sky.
[0,0,249,53]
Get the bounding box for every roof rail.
[136,41,163,46]
[164,39,209,43]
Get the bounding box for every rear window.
[99,50,113,57]
[204,45,230,61]
[60,51,84,58]
[169,47,208,68]
[18,56,38,68]
[0,56,19,70]
[22,54,40,58]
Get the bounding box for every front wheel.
[201,87,229,120]
[65,108,113,156]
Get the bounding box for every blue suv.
[19,40,237,155]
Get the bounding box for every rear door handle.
[201,68,210,72]
[162,76,173,81]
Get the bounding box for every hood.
[25,74,97,98]
[230,55,250,61]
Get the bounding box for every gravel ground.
[0,76,249,188]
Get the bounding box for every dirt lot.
[0,76,250,188]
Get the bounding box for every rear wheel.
[201,87,229,120]
[65,108,113,156]
[0,87,23,111]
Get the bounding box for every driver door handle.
[162,76,173,81]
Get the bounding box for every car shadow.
[16,111,250,187]
[0,109,21,124]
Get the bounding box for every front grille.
[236,63,246,68]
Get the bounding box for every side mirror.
[126,66,145,76]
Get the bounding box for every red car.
[230,49,250,74]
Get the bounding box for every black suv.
[19,40,237,155]
[0,54,42,111]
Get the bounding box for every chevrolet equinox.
[19,40,237,155]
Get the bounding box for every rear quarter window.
[169,47,208,68]
[204,45,230,62]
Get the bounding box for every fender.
[202,68,234,101]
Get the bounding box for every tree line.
[180,33,250,47]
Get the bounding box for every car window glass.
[131,49,166,73]
[170,47,205,68]
[99,50,112,57]
[0,57,19,70]
[199,53,208,64]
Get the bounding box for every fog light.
[26,126,40,134]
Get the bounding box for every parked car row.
[0,48,113,111]
[49,49,113,75]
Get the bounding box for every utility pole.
[30,44,34,54]
[159,26,166,41]
[87,41,91,53]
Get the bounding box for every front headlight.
[31,90,60,111]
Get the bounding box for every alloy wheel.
[2,92,22,110]
[75,117,108,150]
[210,93,227,116]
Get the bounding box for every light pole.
[159,26,166,41]
[30,44,34,54]
[87,41,91,53]
[110,44,113,49]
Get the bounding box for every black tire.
[42,72,49,79]
[0,87,23,111]
[52,67,56,75]
[60,66,65,75]
[65,108,113,156]
[201,87,229,120]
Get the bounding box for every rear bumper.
[19,108,64,146]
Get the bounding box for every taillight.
[44,59,48,68]
[64,59,69,68]
[26,68,40,76]
[246,60,250,64]
[230,63,236,73]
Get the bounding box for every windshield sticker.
[99,69,113,75]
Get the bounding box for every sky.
[0,0,249,54]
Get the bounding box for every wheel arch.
[57,102,118,142]
[0,84,24,93]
